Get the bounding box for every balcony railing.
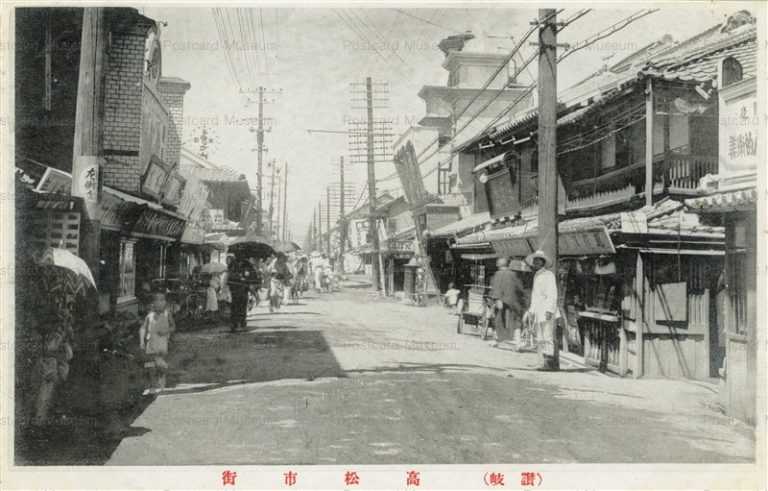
[565,151,718,212]
[661,154,718,192]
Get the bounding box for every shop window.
[118,239,136,300]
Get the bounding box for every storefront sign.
[132,208,185,240]
[559,227,615,256]
[36,166,72,195]
[141,156,171,200]
[162,172,186,207]
[389,239,414,252]
[97,190,143,230]
[71,155,101,203]
[719,80,757,174]
[208,209,225,227]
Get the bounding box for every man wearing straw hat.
[523,250,560,370]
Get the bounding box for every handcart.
[456,284,494,340]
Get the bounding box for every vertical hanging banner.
[71,155,103,219]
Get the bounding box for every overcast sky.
[143,4,738,241]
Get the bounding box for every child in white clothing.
[140,292,176,394]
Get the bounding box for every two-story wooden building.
[450,12,756,380]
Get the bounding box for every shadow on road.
[166,328,346,393]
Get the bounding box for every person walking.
[205,272,220,321]
[489,257,526,348]
[523,250,560,370]
[229,258,255,332]
[139,291,176,394]
[218,256,233,308]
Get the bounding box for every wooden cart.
[456,284,494,340]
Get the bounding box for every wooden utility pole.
[537,8,560,370]
[366,77,381,291]
[256,86,264,233]
[317,200,323,253]
[275,163,282,240]
[312,209,317,251]
[282,162,288,241]
[645,78,654,207]
[338,156,346,273]
[268,160,277,237]
[71,7,107,278]
[326,186,331,255]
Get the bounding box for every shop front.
[455,203,725,379]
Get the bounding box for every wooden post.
[366,77,381,292]
[634,253,645,378]
[339,156,346,273]
[326,186,331,255]
[644,78,654,207]
[256,86,264,234]
[619,320,628,376]
[537,9,559,370]
[71,8,107,280]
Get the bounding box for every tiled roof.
[456,199,723,246]
[642,29,756,83]
[685,186,758,212]
[460,21,757,152]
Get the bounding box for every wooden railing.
[662,154,718,192]
[565,152,718,211]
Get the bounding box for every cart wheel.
[481,316,491,341]
[457,315,464,334]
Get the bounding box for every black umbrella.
[228,232,275,258]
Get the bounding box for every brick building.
[14,7,196,314]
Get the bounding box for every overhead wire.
[375,8,567,184]
[397,9,657,185]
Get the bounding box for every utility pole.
[365,77,381,291]
[537,8,560,371]
[268,160,277,237]
[317,200,323,253]
[338,156,346,273]
[312,209,317,251]
[256,86,264,234]
[326,186,331,255]
[71,7,106,279]
[275,162,282,241]
[282,162,288,242]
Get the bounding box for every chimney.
[157,77,191,168]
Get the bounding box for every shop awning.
[461,252,499,261]
[431,211,491,238]
[458,220,615,258]
[616,245,725,256]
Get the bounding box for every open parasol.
[36,247,96,289]
[275,240,301,254]
[228,232,275,258]
[200,262,228,274]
